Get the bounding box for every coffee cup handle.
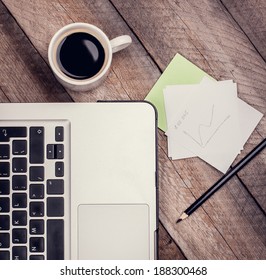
[110,35,132,53]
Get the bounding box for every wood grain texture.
[0,1,72,103]
[235,133,266,213]
[218,0,266,211]
[221,0,266,61]
[111,0,266,259]
[0,87,9,102]
[0,89,9,102]
[1,0,266,259]
[159,223,186,260]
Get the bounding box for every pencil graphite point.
[176,212,188,223]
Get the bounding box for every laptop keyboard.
[0,121,70,260]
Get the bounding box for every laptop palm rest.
[78,204,150,259]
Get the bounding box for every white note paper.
[164,79,263,173]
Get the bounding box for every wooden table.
[0,0,265,260]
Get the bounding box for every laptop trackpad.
[78,204,150,259]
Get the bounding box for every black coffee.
[57,32,105,80]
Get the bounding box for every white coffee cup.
[48,22,132,91]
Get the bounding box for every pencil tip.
[176,212,189,224]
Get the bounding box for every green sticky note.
[145,53,213,131]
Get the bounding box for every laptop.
[0,101,158,260]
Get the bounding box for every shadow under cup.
[49,24,112,91]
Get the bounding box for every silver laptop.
[0,102,158,260]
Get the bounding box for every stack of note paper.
[145,54,263,173]
[164,78,262,173]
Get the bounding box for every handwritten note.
[164,79,263,173]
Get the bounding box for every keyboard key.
[47,144,55,159]
[12,228,27,243]
[0,251,10,260]
[30,255,44,260]
[30,127,44,164]
[55,162,64,177]
[47,219,64,260]
[55,126,64,142]
[12,175,27,190]
[12,158,27,173]
[12,246,27,260]
[0,127,27,142]
[47,179,64,194]
[30,219,44,235]
[12,193,27,208]
[0,215,10,230]
[0,144,10,159]
[0,162,9,177]
[0,197,10,212]
[30,184,44,199]
[30,202,44,217]
[0,233,10,248]
[30,166,44,181]
[55,144,64,159]
[12,211,27,226]
[47,197,64,217]
[0,180,10,195]
[12,140,27,155]
[30,237,44,252]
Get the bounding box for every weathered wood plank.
[221,0,266,62]
[218,0,266,209]
[0,1,72,103]
[0,88,9,102]
[159,223,186,260]
[236,134,266,214]
[2,0,266,259]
